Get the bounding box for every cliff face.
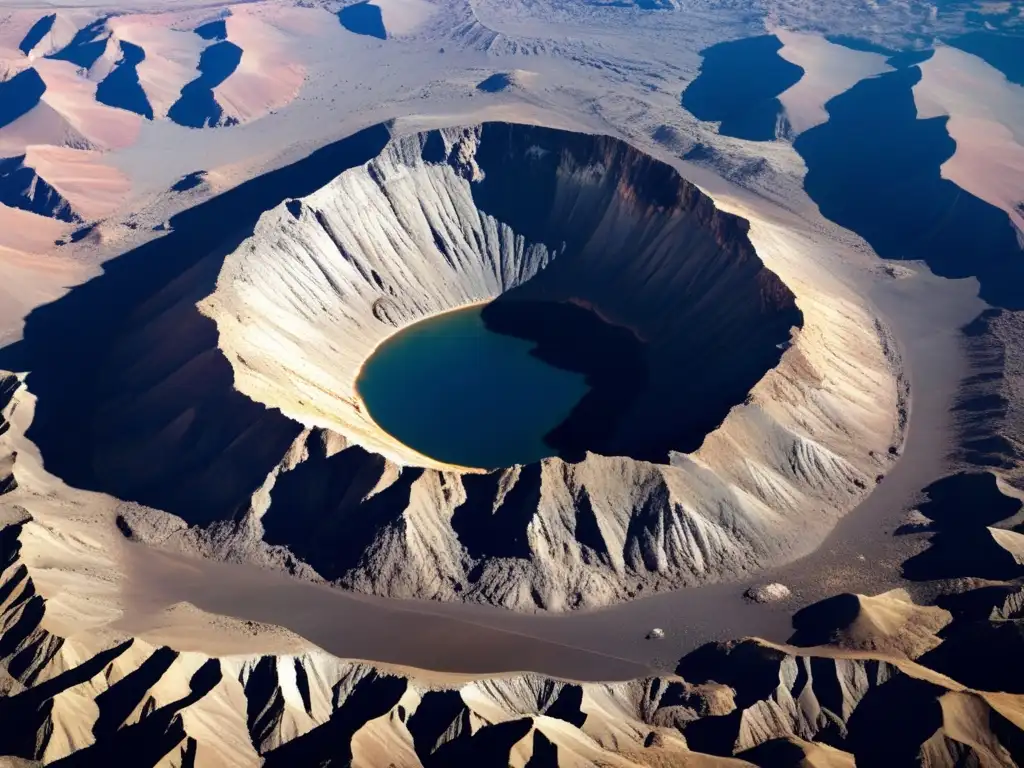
[204,124,802,472]
[80,123,900,611]
[0,374,1018,765]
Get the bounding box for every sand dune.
[790,589,952,658]
[338,0,437,40]
[3,146,129,222]
[0,11,80,61]
[914,44,1024,239]
[211,8,309,126]
[2,8,309,145]
[107,17,207,118]
[477,69,538,92]
[0,207,84,345]
[12,58,142,150]
[0,68,47,134]
[775,31,892,136]
[373,0,438,37]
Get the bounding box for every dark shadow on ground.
[681,35,804,141]
[194,19,228,41]
[167,41,243,128]
[18,14,55,55]
[48,18,109,70]
[96,41,153,119]
[0,68,46,130]
[901,472,1024,581]
[949,31,1024,86]
[912,471,1021,529]
[171,170,207,192]
[338,2,387,40]
[0,123,390,525]
[477,73,514,92]
[794,58,1024,310]
[262,440,422,579]
[0,155,78,222]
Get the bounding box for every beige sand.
[914,44,1024,238]
[775,29,892,136]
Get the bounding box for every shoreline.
[350,298,495,474]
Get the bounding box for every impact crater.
[208,123,802,471]
[97,122,900,610]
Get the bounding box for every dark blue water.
[0,68,45,130]
[356,305,590,469]
[19,14,55,55]
[96,41,153,119]
[793,60,1024,310]
[949,32,1024,86]
[682,35,804,141]
[167,41,243,128]
[194,20,228,41]
[338,2,387,40]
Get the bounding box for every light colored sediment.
[774,29,893,136]
[790,589,952,659]
[913,44,1024,241]
[370,0,439,37]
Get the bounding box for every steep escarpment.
[955,309,1024,489]
[196,124,895,609]
[203,123,803,470]
[15,122,900,611]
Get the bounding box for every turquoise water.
[356,304,590,469]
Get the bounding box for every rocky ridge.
[80,122,902,612]
[2,509,1022,766]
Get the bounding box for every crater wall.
[97,123,900,610]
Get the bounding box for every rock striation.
[72,122,902,611]
[2,511,1022,766]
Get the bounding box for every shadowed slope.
[794,62,1024,309]
[682,35,804,141]
[18,15,56,56]
[0,122,895,612]
[339,2,387,40]
[0,69,46,130]
[167,41,243,128]
[0,155,79,222]
[95,41,153,119]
